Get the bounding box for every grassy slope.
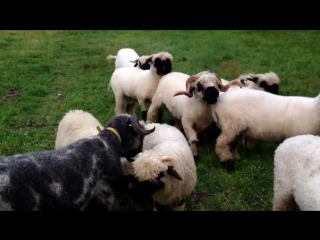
[0,30,319,211]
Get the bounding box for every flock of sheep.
[0,47,320,211]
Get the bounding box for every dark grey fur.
[0,114,154,211]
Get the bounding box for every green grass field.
[1,30,320,211]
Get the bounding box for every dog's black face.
[153,58,172,75]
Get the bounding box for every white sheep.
[206,89,320,171]
[55,109,104,149]
[109,52,173,121]
[129,123,197,211]
[273,134,320,211]
[107,48,152,70]
[147,71,241,159]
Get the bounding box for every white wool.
[132,123,197,209]
[273,134,320,211]
[55,109,103,149]
[212,88,320,164]
[107,48,140,69]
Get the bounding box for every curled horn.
[219,80,243,92]
[130,115,155,136]
[173,75,199,98]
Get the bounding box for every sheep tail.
[107,54,117,62]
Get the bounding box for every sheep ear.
[160,156,175,163]
[130,59,138,63]
[167,166,182,181]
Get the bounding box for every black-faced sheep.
[220,72,280,95]
[0,114,155,211]
[109,52,173,121]
[273,134,320,211]
[128,123,197,211]
[147,71,241,160]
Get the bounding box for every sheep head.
[235,72,280,94]
[130,55,153,70]
[173,71,242,104]
[148,52,173,76]
[128,151,182,196]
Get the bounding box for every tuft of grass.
[0,30,319,211]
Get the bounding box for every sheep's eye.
[197,82,204,91]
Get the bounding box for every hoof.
[220,160,235,172]
[141,111,147,121]
[194,155,199,161]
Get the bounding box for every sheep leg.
[215,133,239,172]
[174,119,184,133]
[273,193,300,211]
[137,98,148,121]
[181,118,199,160]
[153,201,169,211]
[126,102,137,116]
[146,97,163,123]
[115,94,126,115]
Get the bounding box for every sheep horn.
[186,75,199,95]
[130,115,155,136]
[167,166,182,181]
[173,90,193,98]
[219,80,243,92]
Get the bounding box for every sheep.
[147,71,241,160]
[0,114,155,211]
[55,109,104,150]
[128,123,197,211]
[198,88,320,172]
[272,134,320,211]
[220,72,280,95]
[109,52,173,121]
[106,48,152,70]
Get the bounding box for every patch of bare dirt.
[1,89,20,103]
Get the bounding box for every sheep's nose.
[202,87,219,104]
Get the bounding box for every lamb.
[106,48,152,70]
[128,123,197,211]
[55,109,104,150]
[219,72,280,95]
[147,71,241,159]
[0,114,155,211]
[272,134,320,211]
[193,88,320,172]
[109,52,173,121]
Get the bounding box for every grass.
[0,30,320,211]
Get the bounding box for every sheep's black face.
[153,58,172,75]
[203,87,219,104]
[139,60,152,70]
[129,172,165,196]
